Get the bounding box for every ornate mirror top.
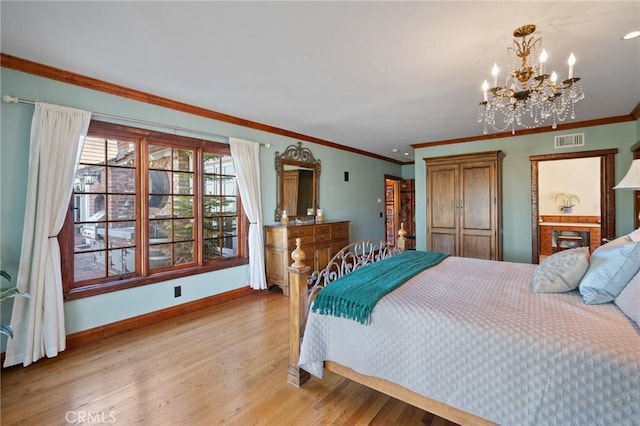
[275,141,321,174]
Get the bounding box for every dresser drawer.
[287,225,314,240]
[331,223,349,240]
[314,225,331,242]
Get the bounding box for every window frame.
[60,121,248,300]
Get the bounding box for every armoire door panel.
[430,232,457,256]
[460,234,493,259]
[461,163,494,230]
[429,166,458,230]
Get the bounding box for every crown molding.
[0,53,404,165]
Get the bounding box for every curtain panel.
[229,137,267,290]
[4,102,91,367]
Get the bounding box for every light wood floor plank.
[1,291,459,425]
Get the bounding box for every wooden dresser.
[265,221,349,296]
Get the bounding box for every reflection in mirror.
[275,142,321,221]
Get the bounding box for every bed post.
[398,222,408,252]
[287,238,311,387]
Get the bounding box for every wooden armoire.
[425,151,504,260]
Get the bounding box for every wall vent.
[554,133,584,149]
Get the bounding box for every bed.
[286,236,640,426]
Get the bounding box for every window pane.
[220,155,235,174]
[173,219,194,242]
[149,170,170,195]
[203,218,219,239]
[203,239,221,260]
[108,168,136,193]
[203,196,222,216]
[221,176,236,196]
[174,241,194,265]
[108,195,135,220]
[221,215,238,235]
[76,166,105,193]
[108,248,135,276]
[173,149,194,172]
[223,236,239,257]
[203,153,221,173]
[107,222,136,248]
[173,172,194,195]
[74,194,105,222]
[74,224,92,252]
[75,251,106,281]
[149,145,172,170]
[149,244,172,269]
[203,175,220,196]
[150,220,172,243]
[173,196,193,218]
[80,222,106,248]
[222,197,237,214]
[107,140,135,166]
[80,137,106,165]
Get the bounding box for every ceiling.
[1,1,639,163]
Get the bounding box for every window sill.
[64,257,249,301]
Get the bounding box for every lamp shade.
[614,159,640,190]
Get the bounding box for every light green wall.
[415,121,638,263]
[0,68,401,346]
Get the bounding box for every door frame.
[384,174,402,246]
[530,149,617,264]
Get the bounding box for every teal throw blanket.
[311,250,448,324]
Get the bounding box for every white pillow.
[531,247,590,293]
[579,241,640,304]
[615,270,640,326]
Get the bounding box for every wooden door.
[459,160,496,259]
[427,164,459,256]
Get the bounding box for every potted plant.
[553,192,580,214]
[1,270,29,339]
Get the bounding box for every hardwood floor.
[1,290,459,425]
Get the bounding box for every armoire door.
[427,163,459,256]
[459,160,497,259]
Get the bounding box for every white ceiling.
[1,1,639,163]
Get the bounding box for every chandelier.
[478,24,584,134]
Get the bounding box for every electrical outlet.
[174,286,181,298]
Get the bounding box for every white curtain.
[4,102,91,367]
[229,137,267,290]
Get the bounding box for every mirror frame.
[530,148,617,264]
[274,142,321,221]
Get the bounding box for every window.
[61,121,248,299]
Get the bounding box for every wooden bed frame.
[286,228,496,426]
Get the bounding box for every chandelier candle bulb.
[482,80,489,102]
[568,53,576,79]
[539,49,548,75]
[491,63,499,87]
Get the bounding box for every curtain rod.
[2,94,271,148]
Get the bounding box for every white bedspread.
[299,256,640,426]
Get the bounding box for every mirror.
[275,142,321,221]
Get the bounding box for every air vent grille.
[554,133,584,149]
